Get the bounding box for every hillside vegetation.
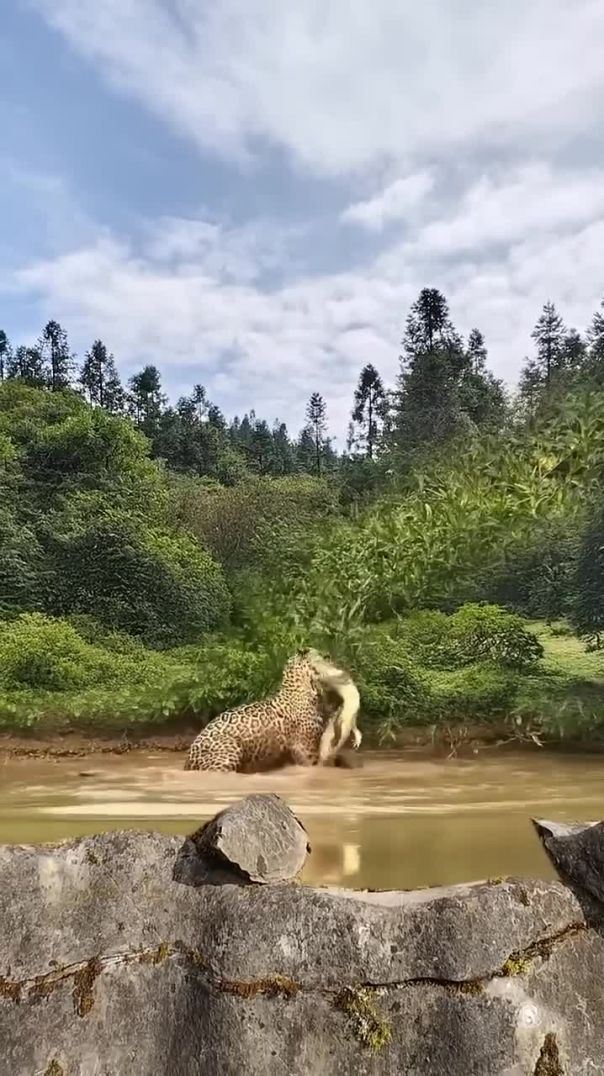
[1,287,604,745]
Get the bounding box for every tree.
[350,364,386,459]
[562,329,586,374]
[0,331,11,381]
[7,345,47,386]
[531,302,566,386]
[127,365,165,438]
[191,384,209,422]
[393,288,466,452]
[585,298,604,385]
[40,320,74,391]
[458,329,507,430]
[570,502,604,646]
[80,340,124,412]
[272,422,295,475]
[296,426,318,475]
[466,328,487,372]
[305,392,328,476]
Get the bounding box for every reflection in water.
[1,750,603,889]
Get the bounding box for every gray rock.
[533,818,604,906]
[1,811,604,1073]
[184,793,310,884]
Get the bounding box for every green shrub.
[428,664,518,721]
[570,502,604,645]
[352,630,431,722]
[482,518,579,620]
[46,515,231,646]
[172,474,338,573]
[445,604,543,670]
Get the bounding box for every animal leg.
[288,743,316,767]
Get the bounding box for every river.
[1,749,603,889]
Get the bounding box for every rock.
[1,815,604,1073]
[533,818,604,905]
[186,793,310,884]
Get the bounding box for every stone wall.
[1,798,603,1074]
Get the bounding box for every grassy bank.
[0,610,602,750]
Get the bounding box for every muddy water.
[1,750,603,890]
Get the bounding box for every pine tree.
[40,320,74,391]
[350,364,386,459]
[7,345,47,386]
[531,302,566,385]
[305,392,328,476]
[585,299,604,385]
[80,340,124,412]
[272,422,295,475]
[466,328,488,372]
[248,419,274,473]
[393,288,465,450]
[191,384,209,422]
[562,329,586,373]
[519,302,570,411]
[127,365,165,438]
[0,331,10,381]
[296,426,318,475]
[459,329,507,429]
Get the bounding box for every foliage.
[570,501,604,645]
[46,513,231,646]
[289,390,604,626]
[171,473,338,573]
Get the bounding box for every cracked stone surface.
[1,808,604,1074]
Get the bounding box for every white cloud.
[31,0,604,174]
[342,173,434,230]
[416,164,604,255]
[11,162,604,438]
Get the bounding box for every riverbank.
[1,617,602,750]
[2,719,604,760]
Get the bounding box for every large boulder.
[1,796,604,1074]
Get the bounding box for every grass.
[1,613,604,746]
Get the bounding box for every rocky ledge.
[1,796,604,1075]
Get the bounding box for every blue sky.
[2,1,604,439]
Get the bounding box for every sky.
[1,1,604,440]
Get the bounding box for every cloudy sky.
[1,1,604,439]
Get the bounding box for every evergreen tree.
[562,329,586,373]
[208,404,226,430]
[393,288,466,450]
[296,426,318,474]
[519,302,577,411]
[272,422,295,475]
[466,328,488,372]
[0,330,10,381]
[305,392,328,476]
[80,340,124,412]
[350,364,386,459]
[248,419,275,474]
[40,320,74,391]
[7,345,47,386]
[191,384,209,421]
[459,329,507,429]
[571,502,604,646]
[585,298,604,385]
[127,365,165,438]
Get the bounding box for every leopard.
[183,648,361,773]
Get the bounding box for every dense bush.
[171,474,338,572]
[570,502,604,645]
[46,514,231,646]
[0,613,182,692]
[482,518,579,620]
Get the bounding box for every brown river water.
[1,749,603,890]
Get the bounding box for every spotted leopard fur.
[184,650,360,773]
